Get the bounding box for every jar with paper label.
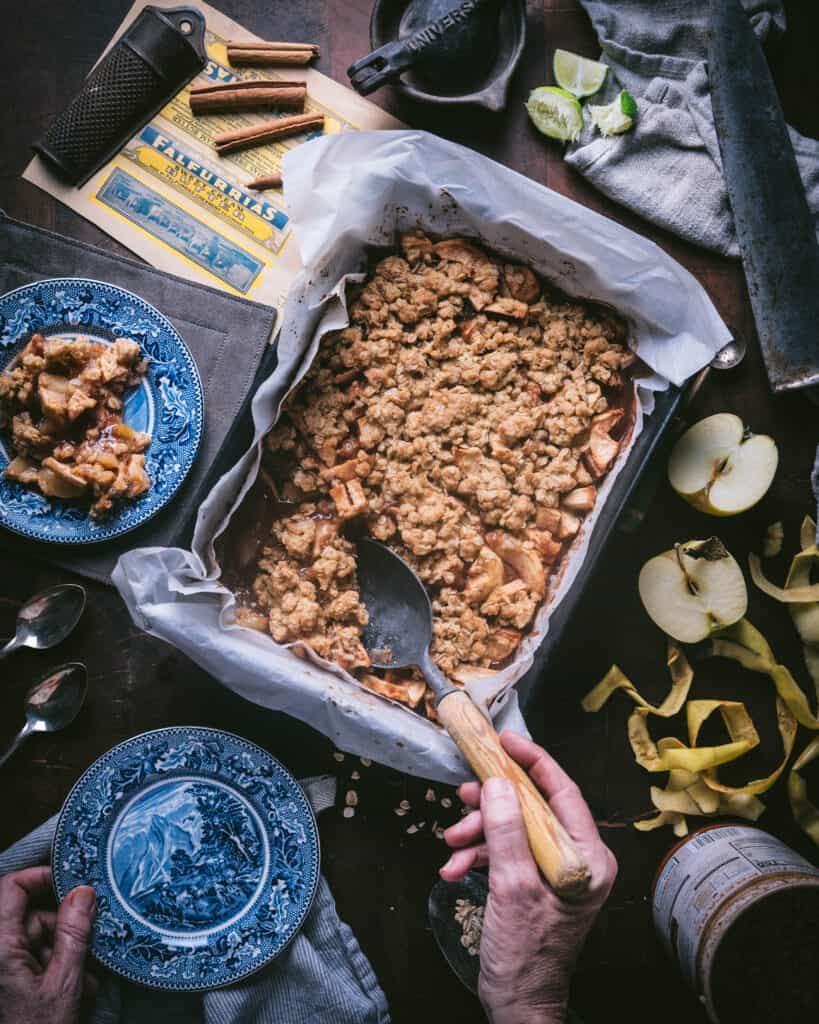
[652,823,819,1023]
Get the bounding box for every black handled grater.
[34,5,207,187]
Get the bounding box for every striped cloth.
[0,776,390,1024]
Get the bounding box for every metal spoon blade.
[1,584,86,659]
[710,326,747,371]
[0,662,87,770]
[356,539,433,669]
[25,661,88,732]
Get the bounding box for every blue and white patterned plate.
[0,278,203,544]
[52,728,320,991]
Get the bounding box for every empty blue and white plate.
[0,278,203,544]
[52,728,320,991]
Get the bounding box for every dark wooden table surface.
[2,2,819,1022]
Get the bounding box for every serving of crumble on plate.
[0,278,203,544]
[225,233,638,718]
[0,332,151,519]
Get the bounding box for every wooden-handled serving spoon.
[356,539,591,900]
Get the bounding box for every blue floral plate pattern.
[0,278,203,544]
[52,728,320,991]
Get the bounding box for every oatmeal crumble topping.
[233,232,636,718]
[0,333,150,518]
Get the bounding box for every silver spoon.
[710,325,747,370]
[685,327,749,405]
[0,584,86,661]
[0,663,87,769]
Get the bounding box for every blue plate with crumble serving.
[0,278,203,544]
[51,727,320,991]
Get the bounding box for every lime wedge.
[526,86,584,143]
[553,49,608,98]
[589,90,638,136]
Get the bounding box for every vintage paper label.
[23,0,403,310]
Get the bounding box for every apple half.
[638,538,748,643]
[668,413,778,516]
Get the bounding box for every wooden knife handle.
[437,689,591,900]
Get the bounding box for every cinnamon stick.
[246,173,283,191]
[227,40,320,54]
[227,48,317,67]
[214,112,324,155]
[190,80,306,114]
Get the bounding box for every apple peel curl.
[634,810,689,837]
[583,618,809,835]
[636,755,765,838]
[690,697,797,797]
[628,708,755,774]
[750,517,819,706]
[786,517,819,698]
[628,699,777,835]
[789,736,819,846]
[642,748,764,826]
[581,640,692,717]
[713,618,819,730]
[749,553,819,603]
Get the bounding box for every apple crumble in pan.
[229,232,637,719]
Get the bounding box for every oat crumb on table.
[231,232,637,718]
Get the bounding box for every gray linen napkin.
[565,0,819,257]
[0,775,390,1024]
[0,213,277,584]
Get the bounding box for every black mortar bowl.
[370,0,527,111]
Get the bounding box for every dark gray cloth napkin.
[0,213,276,583]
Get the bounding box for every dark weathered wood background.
[1,2,818,1021]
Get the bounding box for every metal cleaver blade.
[708,0,819,393]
